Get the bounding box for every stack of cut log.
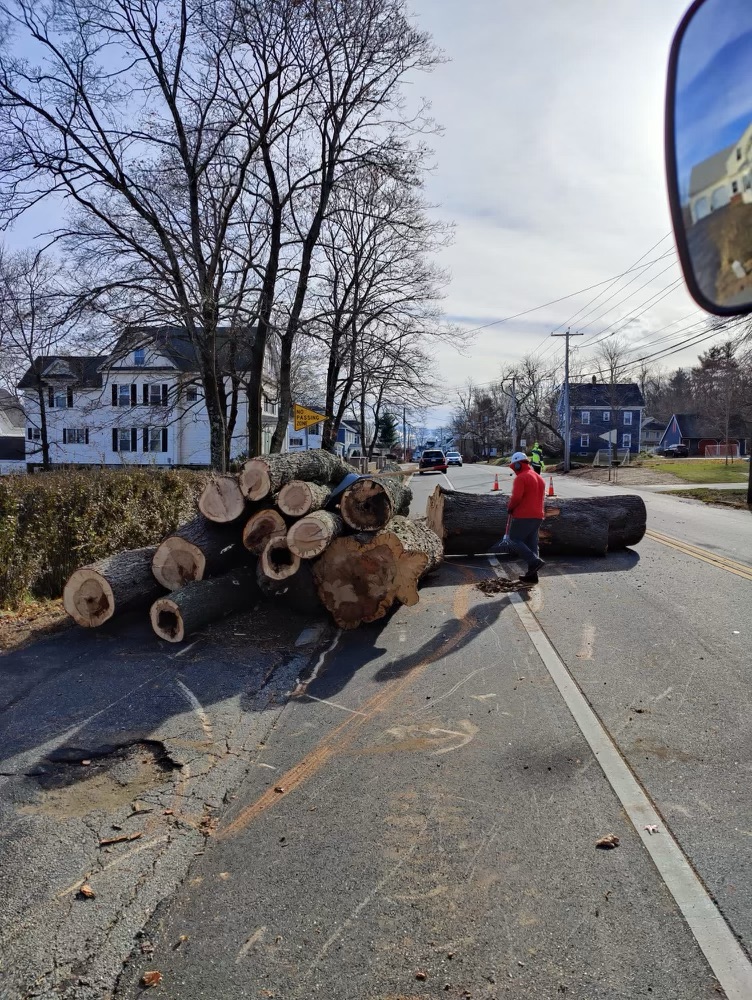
[62,451,444,641]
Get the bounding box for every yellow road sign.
[293,404,327,431]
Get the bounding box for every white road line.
[173,639,200,658]
[174,679,214,743]
[487,555,752,999]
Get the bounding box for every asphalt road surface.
[103,464,751,999]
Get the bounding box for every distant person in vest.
[504,451,546,583]
[530,441,543,474]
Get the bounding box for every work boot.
[530,558,545,574]
[519,572,539,584]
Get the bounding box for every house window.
[603,410,610,422]
[580,434,589,448]
[134,348,146,366]
[289,437,304,447]
[49,386,73,408]
[581,411,590,424]
[27,427,41,441]
[623,411,633,425]
[263,394,277,415]
[114,383,136,407]
[64,428,88,445]
[185,385,198,403]
[745,174,752,191]
[737,147,742,161]
[732,180,739,195]
[147,383,167,406]
[116,427,137,452]
[143,426,168,452]
[622,433,632,449]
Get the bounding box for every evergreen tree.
[377,411,399,450]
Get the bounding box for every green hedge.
[0,468,208,609]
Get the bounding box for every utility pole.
[510,375,518,454]
[402,405,407,461]
[551,328,583,472]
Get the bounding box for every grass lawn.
[639,459,749,483]
[667,488,750,510]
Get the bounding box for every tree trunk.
[242,507,287,554]
[287,510,344,559]
[425,486,646,556]
[256,559,323,615]
[240,449,354,501]
[198,475,247,523]
[259,534,301,581]
[152,515,246,590]
[63,546,163,628]
[150,565,259,643]
[312,516,442,629]
[339,474,412,531]
[276,480,330,517]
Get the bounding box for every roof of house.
[17,356,106,390]
[109,325,257,372]
[670,412,748,439]
[689,144,735,198]
[0,389,25,434]
[0,435,25,461]
[568,383,645,408]
[641,417,665,432]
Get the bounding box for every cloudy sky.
[404,0,729,428]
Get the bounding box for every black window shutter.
[143,384,148,406]
[27,427,32,440]
[131,427,138,452]
[63,428,67,444]
[112,384,118,406]
[85,429,89,445]
[112,428,118,452]
[161,384,168,406]
[48,387,54,407]
[161,427,168,452]
[67,386,73,407]
[130,384,137,406]
[142,427,148,452]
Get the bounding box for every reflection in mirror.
[673,0,752,309]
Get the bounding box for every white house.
[287,413,361,457]
[689,122,752,223]
[0,388,26,474]
[17,326,284,467]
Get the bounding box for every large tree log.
[339,475,413,531]
[239,450,354,501]
[313,516,443,629]
[426,486,646,556]
[198,475,247,523]
[150,566,259,643]
[259,534,301,581]
[242,508,287,555]
[287,510,344,559]
[152,515,245,590]
[63,546,164,628]
[276,480,330,517]
[256,560,323,615]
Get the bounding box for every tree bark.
[198,475,247,523]
[339,474,412,531]
[150,566,259,643]
[313,516,442,629]
[240,449,354,501]
[256,557,322,615]
[276,480,331,517]
[287,510,344,559]
[63,546,163,628]
[242,508,287,555]
[259,535,301,581]
[152,515,245,590]
[425,486,646,556]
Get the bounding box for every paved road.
[111,465,752,999]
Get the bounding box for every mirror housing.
[666,0,752,315]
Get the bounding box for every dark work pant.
[508,517,542,570]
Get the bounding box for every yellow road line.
[646,529,752,582]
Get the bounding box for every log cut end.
[287,511,342,559]
[260,536,301,581]
[313,536,399,629]
[198,475,246,523]
[152,536,206,590]
[340,478,393,530]
[150,597,185,643]
[239,458,271,501]
[63,569,116,628]
[425,486,446,541]
[277,480,329,517]
[242,508,286,554]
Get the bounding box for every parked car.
[446,450,463,467]
[664,444,689,457]
[419,449,447,474]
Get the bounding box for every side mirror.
[666,0,752,315]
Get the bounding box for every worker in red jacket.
[504,451,546,583]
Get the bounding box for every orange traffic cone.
[547,476,555,497]
[492,474,499,492]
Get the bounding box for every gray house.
[564,382,645,458]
